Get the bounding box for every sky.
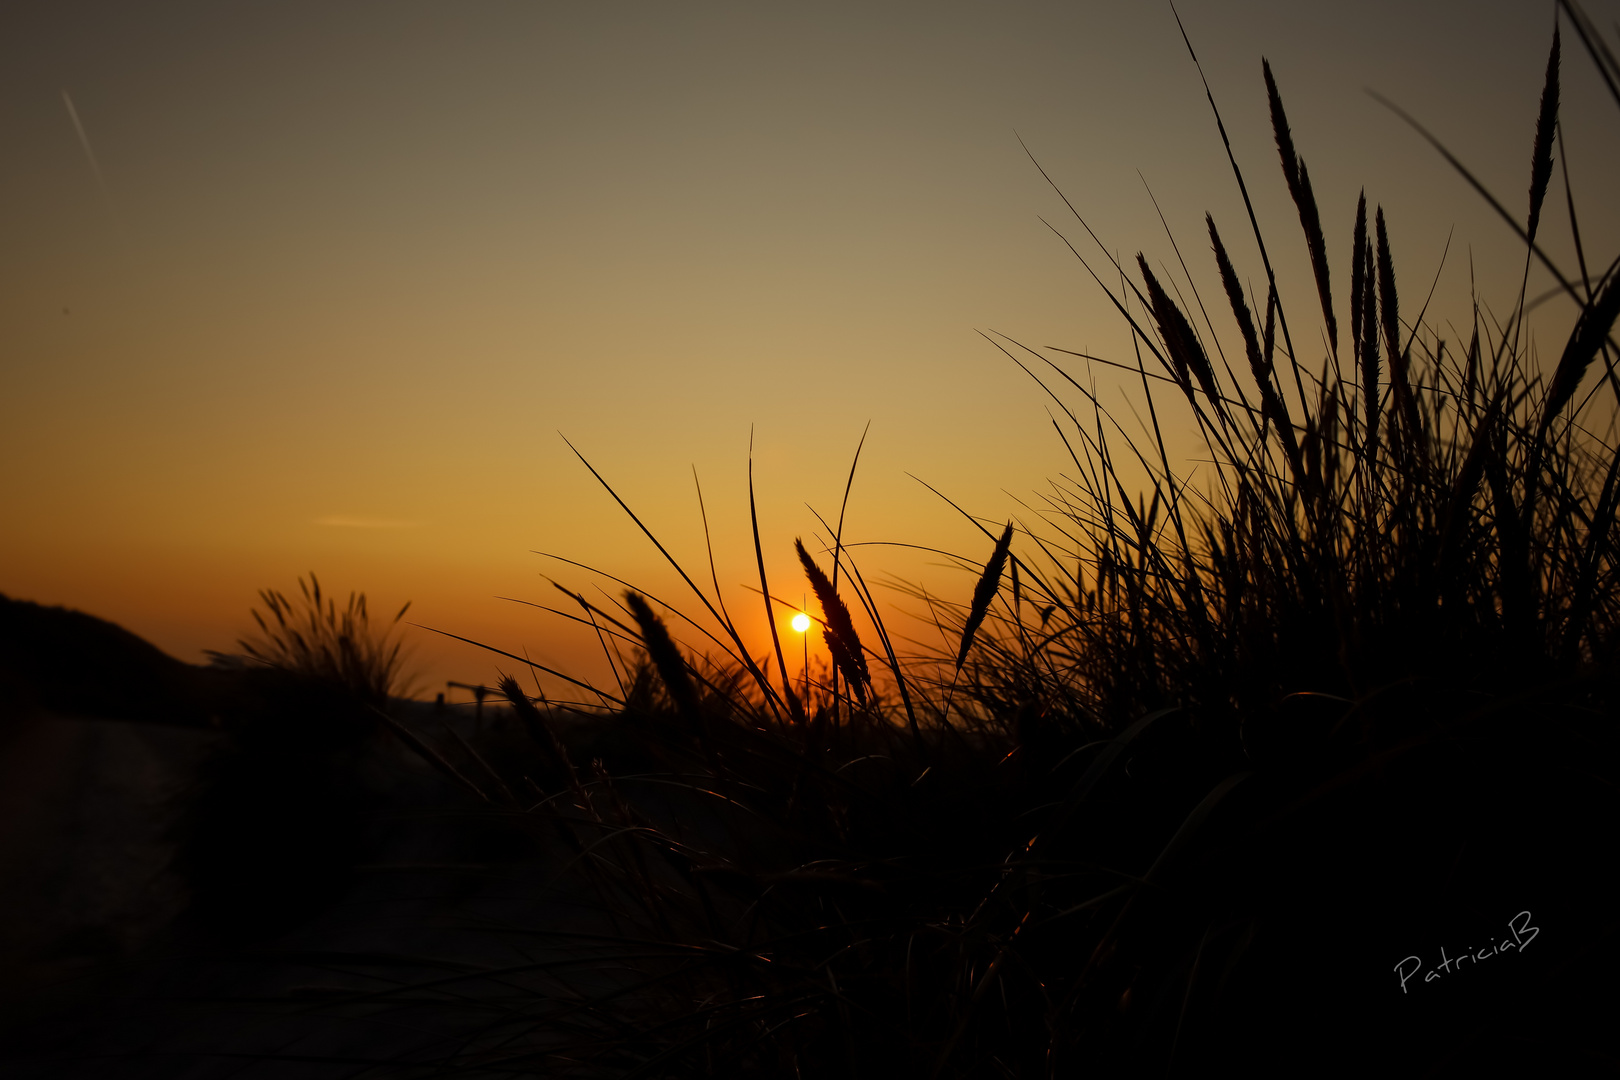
[4,1,1617,703]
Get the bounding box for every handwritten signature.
[1394,911,1539,994]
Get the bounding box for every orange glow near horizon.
[4,3,1616,699]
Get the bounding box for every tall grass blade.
[1557,126,1594,300]
[750,432,803,722]
[692,467,741,658]
[831,422,871,595]
[560,434,786,718]
[419,623,623,706]
[368,704,491,805]
[1379,208,1427,456]
[1557,0,1620,112]
[827,423,871,718]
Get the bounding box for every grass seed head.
[1528,26,1561,244]
[624,590,701,721]
[794,538,871,706]
[956,522,1015,671]
[1267,59,1336,352]
[1137,254,1222,414]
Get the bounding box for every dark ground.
[1,595,1616,1077]
[0,595,645,1078]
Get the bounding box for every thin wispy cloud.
[61,89,118,226]
[313,516,425,529]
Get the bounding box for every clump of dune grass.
[216,572,416,707]
[941,16,1620,743]
[293,8,1620,1077]
[170,576,417,939]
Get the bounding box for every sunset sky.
[4,1,1615,701]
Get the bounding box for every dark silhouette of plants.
[230,6,1620,1077]
[218,572,416,707]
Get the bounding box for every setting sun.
[790,612,810,633]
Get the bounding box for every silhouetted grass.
[212,572,416,707]
[217,9,1620,1077]
[168,577,421,942]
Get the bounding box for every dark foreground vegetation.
[5,6,1620,1077]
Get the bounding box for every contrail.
[62,89,117,217]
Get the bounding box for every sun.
[791,612,811,633]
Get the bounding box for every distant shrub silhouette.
[169,575,417,940]
[215,573,416,707]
